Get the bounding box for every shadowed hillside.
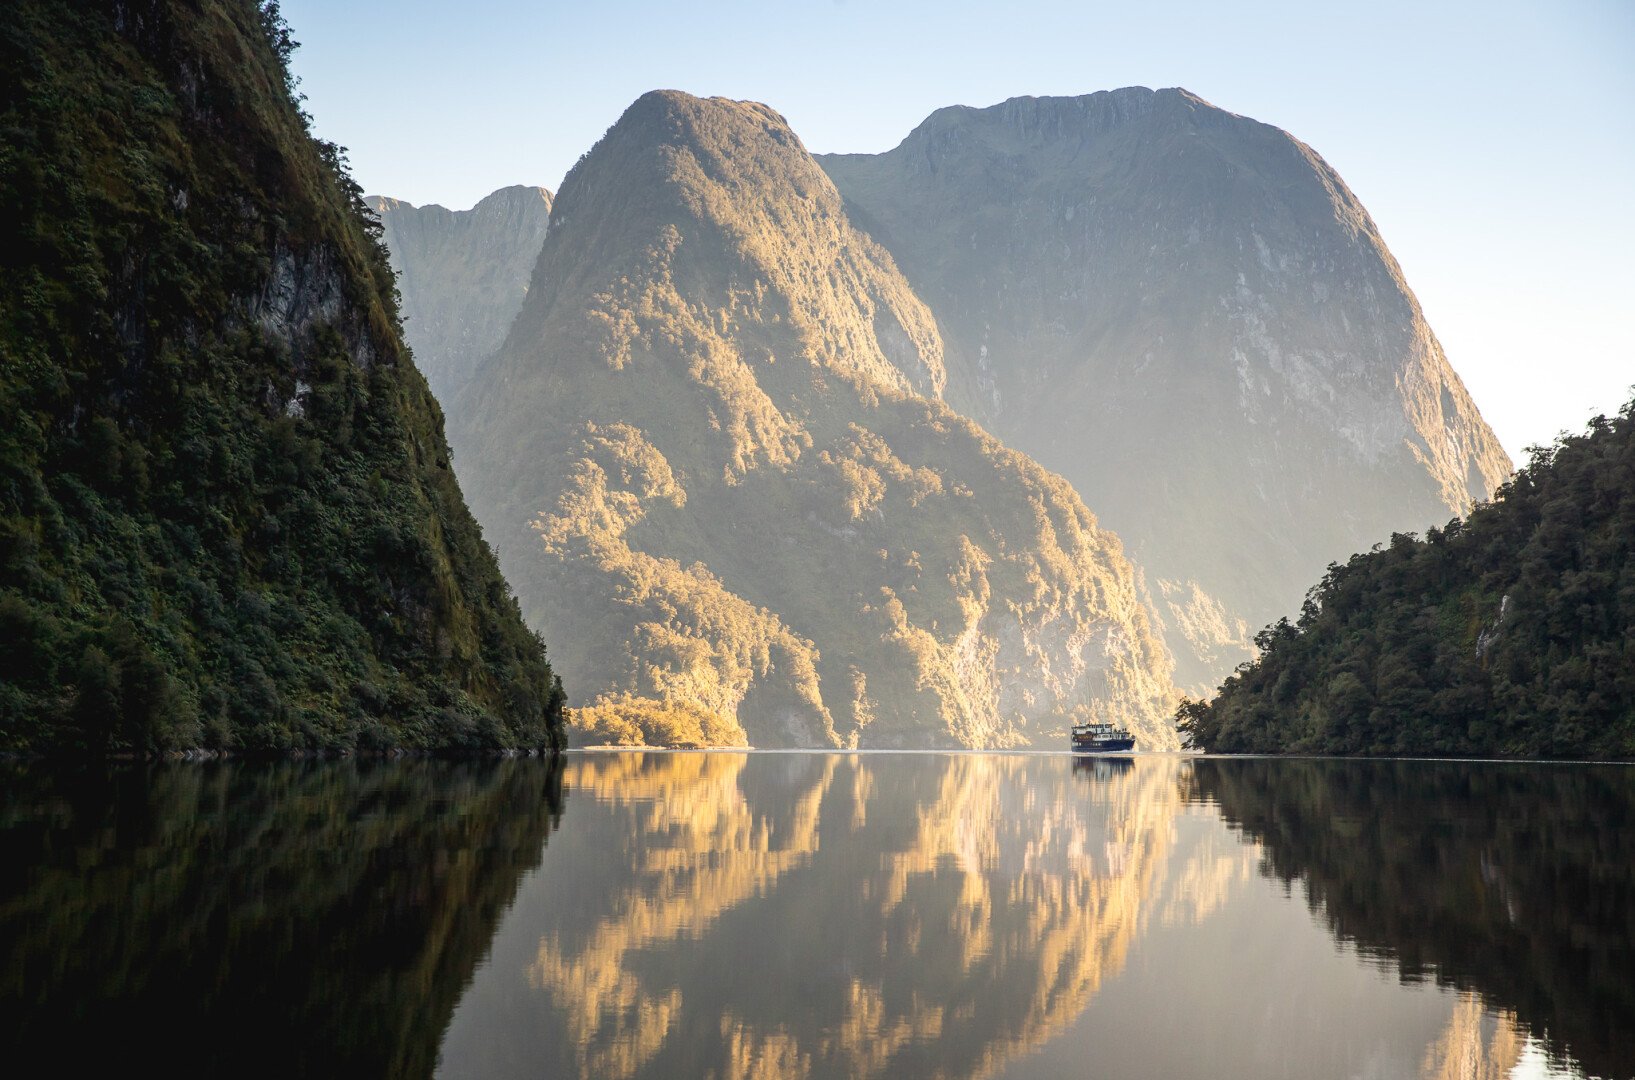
[0,0,563,753]
[367,185,552,403]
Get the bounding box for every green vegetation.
[571,693,748,747]
[1179,400,1635,757]
[1191,759,1635,1077]
[0,757,565,1076]
[0,1,563,753]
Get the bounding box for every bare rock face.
[452,91,1180,748]
[366,185,552,402]
[821,88,1512,688]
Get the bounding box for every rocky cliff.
[366,185,552,403]
[453,91,1179,748]
[821,88,1513,687]
[0,0,563,753]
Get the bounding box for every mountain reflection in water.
[439,753,1622,1080]
[2,754,1624,1079]
[460,753,1179,1079]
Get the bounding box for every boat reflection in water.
[438,753,1623,1080]
[1072,754,1134,781]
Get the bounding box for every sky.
[282,0,1634,467]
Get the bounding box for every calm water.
[2,754,1629,1079]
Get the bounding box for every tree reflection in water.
[4,754,1620,1080]
[1191,758,1634,1080]
[0,758,564,1077]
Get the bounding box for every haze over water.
[3,754,1628,1078]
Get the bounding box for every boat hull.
[1071,737,1136,753]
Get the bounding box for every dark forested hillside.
[0,1,563,754]
[1179,400,1635,758]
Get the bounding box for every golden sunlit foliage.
[570,694,748,747]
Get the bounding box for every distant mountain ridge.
[820,87,1512,686]
[366,185,553,403]
[448,90,1181,749]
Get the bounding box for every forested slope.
[0,1,564,754]
[1180,401,1634,758]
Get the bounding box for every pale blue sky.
[283,0,1633,466]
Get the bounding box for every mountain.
[451,91,1180,749]
[366,185,552,403]
[1178,401,1634,758]
[0,0,563,753]
[819,88,1513,687]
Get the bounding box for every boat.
[1070,721,1136,753]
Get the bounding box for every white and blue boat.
[1070,721,1135,753]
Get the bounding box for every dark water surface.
[2,754,1629,1078]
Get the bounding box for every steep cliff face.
[821,88,1513,687]
[366,185,552,403]
[0,1,563,752]
[454,91,1178,748]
